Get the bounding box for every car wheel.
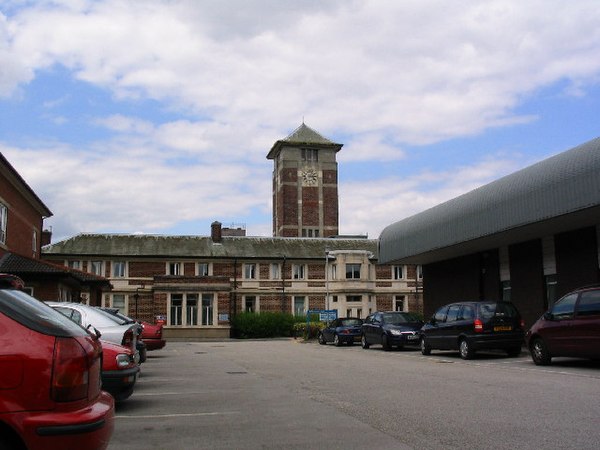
[318,332,326,345]
[530,337,551,366]
[506,346,522,357]
[459,338,475,360]
[382,334,391,351]
[361,334,370,349]
[420,337,431,355]
[334,334,341,347]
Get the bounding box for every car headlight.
[116,354,131,368]
[389,329,402,335]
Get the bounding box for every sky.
[1,0,599,243]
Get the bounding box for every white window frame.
[270,263,280,280]
[293,296,306,316]
[0,203,7,244]
[244,295,259,313]
[393,265,405,280]
[67,260,81,270]
[168,262,182,276]
[292,264,305,280]
[197,262,210,276]
[168,293,215,327]
[346,263,361,280]
[112,261,127,278]
[111,294,128,313]
[244,263,257,279]
[90,260,104,276]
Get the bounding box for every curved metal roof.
[378,137,600,264]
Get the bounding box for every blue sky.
[1,0,599,242]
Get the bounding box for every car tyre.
[420,337,431,355]
[382,334,391,351]
[361,334,370,349]
[318,332,326,345]
[334,334,341,347]
[459,338,475,360]
[530,337,552,366]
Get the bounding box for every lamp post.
[325,250,330,312]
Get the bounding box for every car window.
[460,305,474,321]
[577,290,600,316]
[446,305,461,322]
[433,306,448,322]
[479,303,496,320]
[340,319,362,326]
[331,319,341,327]
[551,293,578,319]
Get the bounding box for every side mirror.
[543,311,553,321]
[429,317,437,325]
[86,324,102,340]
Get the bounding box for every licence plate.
[494,325,512,331]
[407,334,419,340]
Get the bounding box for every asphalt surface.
[108,339,600,450]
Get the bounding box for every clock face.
[302,168,318,185]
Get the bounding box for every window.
[170,293,212,326]
[393,265,405,280]
[202,294,214,325]
[270,263,280,279]
[301,148,318,162]
[433,306,449,322]
[293,264,305,280]
[347,295,362,302]
[417,265,423,280]
[197,263,210,276]
[346,264,361,279]
[0,203,7,244]
[67,260,81,270]
[330,264,337,280]
[112,261,126,278]
[460,305,475,321]
[90,260,103,276]
[112,294,126,311]
[332,295,338,303]
[394,295,405,312]
[577,290,600,316]
[293,296,306,316]
[446,305,461,322]
[32,229,37,255]
[186,294,198,326]
[244,263,257,279]
[168,262,181,276]
[551,293,577,319]
[244,296,257,313]
[302,228,320,237]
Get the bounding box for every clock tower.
[267,123,343,237]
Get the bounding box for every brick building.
[42,124,423,339]
[0,152,111,301]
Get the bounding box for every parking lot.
[109,339,600,450]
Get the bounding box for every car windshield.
[382,312,421,324]
[340,319,362,326]
[479,302,518,320]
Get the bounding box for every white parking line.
[116,411,240,419]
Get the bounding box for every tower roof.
[267,123,343,159]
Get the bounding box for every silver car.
[46,301,140,363]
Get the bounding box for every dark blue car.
[318,318,363,346]
[362,311,423,350]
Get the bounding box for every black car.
[420,301,524,359]
[361,311,423,350]
[318,318,363,346]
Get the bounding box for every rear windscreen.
[479,302,519,320]
[0,290,89,337]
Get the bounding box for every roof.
[378,136,600,265]
[42,234,379,260]
[0,152,53,218]
[267,123,343,159]
[0,252,111,286]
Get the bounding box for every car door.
[323,319,339,342]
[440,304,461,349]
[424,306,449,349]
[571,289,600,358]
[543,293,578,355]
[368,313,383,344]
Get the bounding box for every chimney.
[211,221,222,243]
[41,228,52,246]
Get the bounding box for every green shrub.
[293,321,326,340]
[231,312,298,338]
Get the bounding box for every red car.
[100,341,140,402]
[141,321,166,351]
[0,282,114,450]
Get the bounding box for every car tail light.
[122,328,134,349]
[341,329,351,334]
[474,319,483,332]
[52,337,91,402]
[520,319,525,329]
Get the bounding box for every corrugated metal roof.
[43,234,378,260]
[378,137,600,264]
